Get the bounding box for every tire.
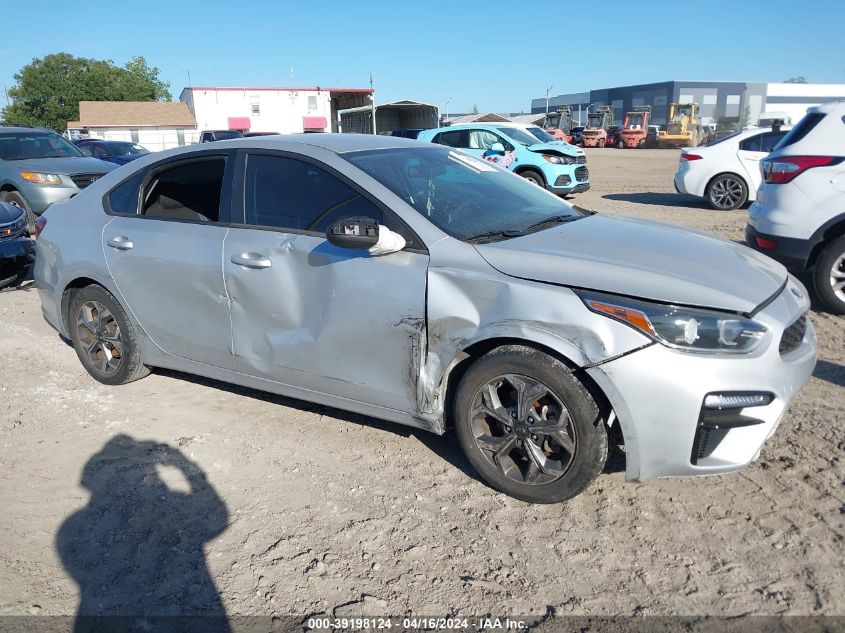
[453,345,608,503]
[638,139,646,149]
[69,285,150,385]
[0,191,36,235]
[598,138,605,148]
[705,173,747,210]
[520,170,545,187]
[813,236,845,314]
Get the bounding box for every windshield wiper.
[521,214,580,233]
[466,228,525,244]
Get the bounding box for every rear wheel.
[520,170,545,187]
[706,174,747,210]
[69,285,150,385]
[0,191,35,235]
[453,345,607,503]
[814,236,845,314]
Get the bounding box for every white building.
[179,86,374,135]
[761,82,845,124]
[67,101,199,151]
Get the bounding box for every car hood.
[12,156,117,175]
[526,142,579,157]
[474,214,787,313]
[0,201,24,224]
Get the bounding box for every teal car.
[417,122,589,196]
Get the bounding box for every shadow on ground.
[57,434,231,632]
[814,359,845,388]
[602,192,711,208]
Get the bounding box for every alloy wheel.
[710,177,744,209]
[469,374,576,485]
[830,253,845,302]
[76,300,123,374]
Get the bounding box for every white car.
[674,125,791,210]
[747,100,845,314]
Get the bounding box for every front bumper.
[0,237,35,285]
[17,181,81,215]
[586,277,816,482]
[545,165,590,195]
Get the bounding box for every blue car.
[417,122,589,196]
[73,139,150,166]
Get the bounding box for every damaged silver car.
[35,134,816,503]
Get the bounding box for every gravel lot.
[0,148,842,622]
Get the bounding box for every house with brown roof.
[67,101,198,151]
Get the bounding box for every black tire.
[453,345,607,503]
[813,236,845,314]
[0,191,36,235]
[637,139,646,149]
[705,173,748,210]
[520,170,545,187]
[598,138,605,148]
[69,285,150,385]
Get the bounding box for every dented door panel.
[223,227,429,413]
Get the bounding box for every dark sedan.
[73,140,150,166]
[0,202,35,289]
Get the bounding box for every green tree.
[4,53,171,131]
[783,76,808,83]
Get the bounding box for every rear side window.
[775,112,825,150]
[739,133,763,152]
[432,130,468,148]
[106,169,149,215]
[760,131,787,153]
[141,158,225,223]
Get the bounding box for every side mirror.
[326,216,380,250]
[491,142,505,154]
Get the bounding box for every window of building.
[130,128,139,144]
[308,96,317,110]
[141,158,226,223]
[177,129,185,146]
[251,103,260,115]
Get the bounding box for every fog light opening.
[703,392,774,410]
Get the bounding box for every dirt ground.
[0,148,842,622]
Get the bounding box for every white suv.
[747,100,845,313]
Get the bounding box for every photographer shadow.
[56,434,230,633]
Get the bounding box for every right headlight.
[577,290,768,355]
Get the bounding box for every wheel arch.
[513,165,547,185]
[60,276,118,335]
[807,213,845,267]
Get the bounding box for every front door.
[222,151,429,413]
[102,154,234,369]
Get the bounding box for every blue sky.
[1,0,843,114]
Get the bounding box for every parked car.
[747,100,845,313]
[389,129,424,139]
[199,130,244,143]
[34,134,815,503]
[418,123,589,195]
[673,125,791,210]
[73,139,150,166]
[569,126,585,146]
[0,201,34,289]
[0,127,117,233]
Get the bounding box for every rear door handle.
[107,235,133,250]
[230,252,272,269]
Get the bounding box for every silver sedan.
[34,134,816,503]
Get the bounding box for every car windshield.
[344,146,585,243]
[496,127,541,146]
[105,142,149,156]
[526,126,556,143]
[587,114,603,128]
[0,132,84,160]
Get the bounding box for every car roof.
[189,132,427,154]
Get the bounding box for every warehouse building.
[531,81,845,127]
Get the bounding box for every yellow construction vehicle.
[658,102,704,148]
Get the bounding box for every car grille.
[575,166,589,181]
[779,313,808,354]
[0,214,27,241]
[576,155,587,164]
[70,173,105,189]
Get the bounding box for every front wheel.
[453,345,607,503]
[598,138,605,148]
[706,174,747,210]
[814,236,845,314]
[69,285,150,385]
[519,170,545,187]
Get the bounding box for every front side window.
[141,158,225,223]
[345,146,584,243]
[468,129,500,150]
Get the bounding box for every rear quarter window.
[105,169,148,215]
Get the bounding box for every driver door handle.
[230,252,272,269]
[107,235,133,250]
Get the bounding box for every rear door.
[102,151,235,368]
[737,130,788,194]
[222,150,429,413]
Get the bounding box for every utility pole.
[369,72,377,135]
[445,97,452,125]
[545,84,554,117]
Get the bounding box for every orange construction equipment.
[544,106,573,143]
[620,106,652,149]
[581,106,614,148]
